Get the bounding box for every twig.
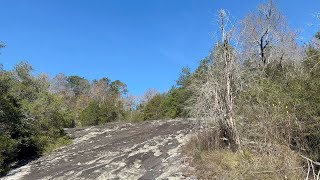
[254,167,303,174]
[299,154,320,180]
[307,160,310,180]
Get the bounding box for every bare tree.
[50,73,69,94]
[240,0,300,67]
[140,88,159,105]
[123,94,139,120]
[219,10,241,151]
[90,78,111,106]
[189,9,240,151]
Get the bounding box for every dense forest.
[1,0,320,179]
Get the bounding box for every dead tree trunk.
[189,9,241,152]
[219,10,241,151]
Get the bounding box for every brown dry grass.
[183,131,305,180]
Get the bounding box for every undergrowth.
[184,131,305,180]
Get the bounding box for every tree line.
[0,60,132,175]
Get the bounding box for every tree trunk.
[221,23,241,151]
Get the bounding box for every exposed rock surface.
[2,119,197,180]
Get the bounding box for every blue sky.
[0,0,319,96]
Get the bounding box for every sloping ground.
[2,119,197,180]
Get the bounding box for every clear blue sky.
[0,0,319,96]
